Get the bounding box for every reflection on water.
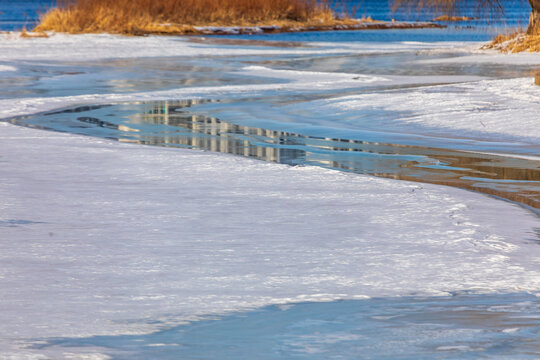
[255,52,540,79]
[9,99,540,209]
[0,57,271,100]
[35,293,540,359]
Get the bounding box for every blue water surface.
[0,0,53,31]
[213,0,531,42]
[37,293,540,359]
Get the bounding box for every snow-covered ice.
[0,121,539,358]
[0,32,473,62]
[2,33,538,143]
[311,77,540,142]
[0,32,539,358]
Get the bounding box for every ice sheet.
[1,33,537,143]
[1,121,539,358]
[0,33,469,62]
[310,77,540,142]
[1,32,539,358]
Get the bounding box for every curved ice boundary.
[1,33,539,143]
[0,121,539,358]
[41,294,540,359]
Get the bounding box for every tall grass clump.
[35,0,340,35]
[486,31,540,52]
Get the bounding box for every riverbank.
[28,18,445,36]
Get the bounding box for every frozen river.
[0,2,539,359]
[4,30,540,208]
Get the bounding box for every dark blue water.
[0,0,53,31]
[338,0,530,25]
[218,28,498,43]
[0,0,531,31]
[214,0,532,42]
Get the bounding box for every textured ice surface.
[0,64,16,72]
[1,33,539,143]
[0,32,471,62]
[1,122,539,358]
[1,32,539,358]
[309,77,540,142]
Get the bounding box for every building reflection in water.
[8,99,540,209]
[129,99,307,165]
[126,100,424,177]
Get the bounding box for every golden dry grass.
[35,0,346,35]
[433,15,475,21]
[20,27,50,38]
[484,31,540,52]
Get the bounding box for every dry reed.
[484,31,540,52]
[20,27,50,38]
[35,0,344,35]
[432,15,475,21]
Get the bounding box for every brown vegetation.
[433,15,475,21]
[484,31,540,52]
[20,27,49,38]
[35,0,347,35]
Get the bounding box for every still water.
[0,0,52,31]
[10,99,540,209]
[36,293,540,359]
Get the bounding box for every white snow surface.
[0,32,473,62]
[420,49,540,65]
[1,121,539,358]
[314,77,540,141]
[1,33,538,141]
[1,33,540,358]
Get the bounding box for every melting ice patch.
[0,64,16,72]
[36,294,540,359]
[241,65,390,83]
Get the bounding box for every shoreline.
[21,19,445,37]
[188,21,445,36]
